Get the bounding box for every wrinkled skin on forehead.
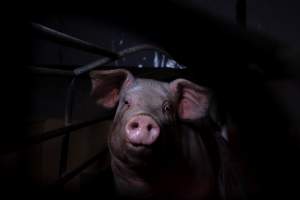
[90,69,243,200]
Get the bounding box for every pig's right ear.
[90,69,134,109]
[170,79,210,121]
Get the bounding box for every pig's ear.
[90,69,134,109]
[170,79,210,121]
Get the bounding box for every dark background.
[1,0,300,199]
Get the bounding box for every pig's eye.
[162,101,172,114]
[123,99,130,106]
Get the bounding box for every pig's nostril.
[131,122,139,129]
[126,115,160,146]
[147,124,153,131]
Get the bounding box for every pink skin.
[90,69,223,199]
[125,115,160,146]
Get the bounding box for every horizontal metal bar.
[27,66,74,76]
[73,44,174,75]
[31,22,120,58]
[0,114,113,155]
[27,66,189,82]
[54,147,109,186]
[30,115,113,144]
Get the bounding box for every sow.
[90,69,243,200]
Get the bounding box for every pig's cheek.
[109,131,129,157]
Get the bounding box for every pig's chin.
[112,142,155,168]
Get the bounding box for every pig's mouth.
[126,141,153,155]
[127,141,151,150]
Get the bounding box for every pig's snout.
[125,115,160,146]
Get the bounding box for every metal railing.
[5,0,251,188]
[7,22,184,187]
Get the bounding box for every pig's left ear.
[170,79,210,121]
[90,69,134,109]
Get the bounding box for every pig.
[90,69,244,200]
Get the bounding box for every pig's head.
[90,69,210,166]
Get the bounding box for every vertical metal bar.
[236,0,247,28]
[54,148,109,186]
[59,77,77,176]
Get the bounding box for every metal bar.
[59,77,77,176]
[34,115,112,143]
[64,77,77,127]
[0,114,113,155]
[27,66,74,76]
[73,44,173,75]
[54,147,109,186]
[27,66,187,78]
[236,0,247,28]
[31,22,120,58]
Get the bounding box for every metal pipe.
[31,22,120,58]
[27,66,186,79]
[36,115,112,143]
[64,77,77,127]
[73,44,173,75]
[0,114,113,155]
[59,77,77,176]
[236,0,247,28]
[27,66,74,76]
[54,147,109,186]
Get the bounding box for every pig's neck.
[110,155,157,198]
